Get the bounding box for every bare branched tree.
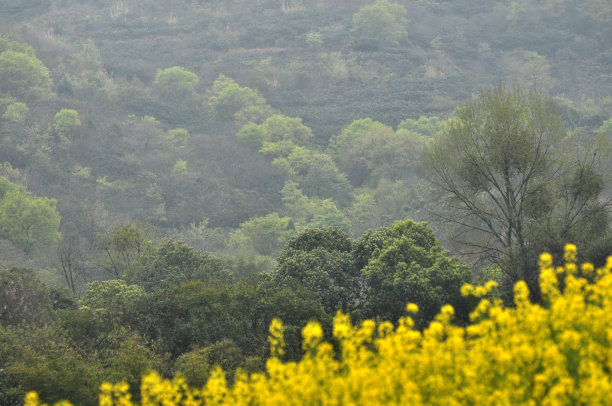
[425,86,611,299]
[58,239,88,295]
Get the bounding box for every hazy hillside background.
[0,0,610,277]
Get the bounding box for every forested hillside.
[1,0,612,404]
[0,0,611,269]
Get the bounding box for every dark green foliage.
[143,280,236,356]
[174,339,245,386]
[274,228,361,314]
[124,239,233,291]
[5,340,102,406]
[284,227,353,253]
[139,272,326,361]
[353,224,397,270]
[48,286,77,311]
[81,279,146,324]
[174,345,212,388]
[0,268,53,326]
[1,317,164,406]
[228,273,327,361]
[359,220,471,327]
[101,334,167,402]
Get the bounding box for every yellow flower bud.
[581,262,594,276]
[460,283,474,297]
[539,252,553,268]
[406,303,419,313]
[563,243,578,263]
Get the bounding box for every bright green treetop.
[0,49,52,102]
[0,178,61,254]
[207,74,272,124]
[351,0,408,50]
[54,109,81,138]
[153,66,199,96]
[2,101,29,124]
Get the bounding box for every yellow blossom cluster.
[25,244,612,405]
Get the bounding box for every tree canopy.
[124,239,232,291]
[0,48,52,102]
[351,0,408,50]
[358,220,471,326]
[153,66,200,106]
[0,177,61,254]
[273,228,360,314]
[425,86,610,298]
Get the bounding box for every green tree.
[505,51,556,91]
[0,49,52,102]
[2,101,29,124]
[272,146,351,204]
[358,220,471,326]
[329,118,389,186]
[142,280,238,357]
[153,66,200,107]
[154,66,199,93]
[229,273,327,361]
[0,267,53,326]
[53,108,81,143]
[351,0,408,50]
[273,228,361,314]
[347,192,381,237]
[0,36,36,55]
[229,213,294,257]
[0,178,61,254]
[174,339,245,386]
[0,175,21,196]
[167,128,190,147]
[425,86,610,299]
[81,280,145,321]
[6,341,102,406]
[172,159,189,175]
[174,346,211,388]
[102,335,166,402]
[330,118,425,187]
[397,116,443,138]
[124,239,232,291]
[207,74,272,124]
[280,182,351,234]
[97,222,153,279]
[238,114,314,153]
[329,118,387,153]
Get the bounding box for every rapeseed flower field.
[25,244,612,405]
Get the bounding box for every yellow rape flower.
[405,303,419,313]
[302,321,323,351]
[563,243,578,263]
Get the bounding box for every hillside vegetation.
[1,1,612,404]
